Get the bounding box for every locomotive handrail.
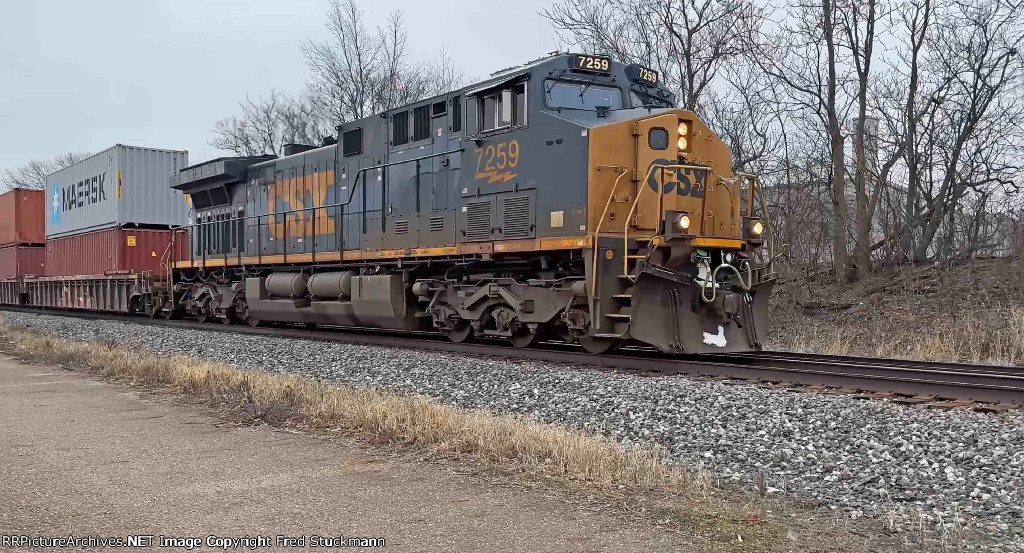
[735,172,775,278]
[184,148,463,265]
[591,165,629,299]
[623,162,718,281]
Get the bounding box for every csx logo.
[647,159,708,198]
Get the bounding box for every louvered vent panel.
[464,201,491,241]
[429,216,445,232]
[395,220,409,234]
[502,196,532,238]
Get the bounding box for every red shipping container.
[0,189,45,245]
[0,244,45,279]
[44,227,184,277]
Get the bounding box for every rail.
[183,149,463,268]
[4,305,1022,407]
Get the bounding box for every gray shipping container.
[45,144,190,238]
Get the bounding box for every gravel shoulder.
[4,311,1024,551]
[0,354,700,553]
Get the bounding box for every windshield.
[630,89,675,108]
[545,80,623,110]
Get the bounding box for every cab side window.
[479,81,528,133]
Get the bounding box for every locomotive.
[169,53,774,353]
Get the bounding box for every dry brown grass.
[0,320,924,552]
[769,259,1024,365]
[0,321,696,492]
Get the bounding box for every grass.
[0,318,921,552]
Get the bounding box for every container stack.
[0,189,46,279]
[43,144,190,276]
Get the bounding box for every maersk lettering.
[62,173,107,212]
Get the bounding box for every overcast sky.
[0,0,560,170]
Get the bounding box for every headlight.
[677,136,688,150]
[678,122,689,135]
[751,221,764,236]
[677,214,691,230]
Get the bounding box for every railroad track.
[3,306,1023,408]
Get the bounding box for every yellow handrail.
[591,165,629,296]
[623,163,718,280]
[735,172,775,277]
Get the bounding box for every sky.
[0,0,560,171]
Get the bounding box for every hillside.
[766,259,1024,365]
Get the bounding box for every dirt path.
[0,356,701,552]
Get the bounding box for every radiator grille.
[429,216,445,232]
[502,196,532,238]
[395,220,409,234]
[464,201,491,241]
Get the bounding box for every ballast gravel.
[3,311,1023,550]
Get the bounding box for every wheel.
[508,323,541,348]
[195,300,213,324]
[219,315,233,325]
[578,335,620,355]
[235,301,260,327]
[443,322,473,343]
[148,298,166,319]
[160,307,176,320]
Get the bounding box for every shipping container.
[44,227,185,277]
[0,189,46,245]
[0,244,45,279]
[44,144,190,238]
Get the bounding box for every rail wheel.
[195,299,213,324]
[148,297,166,319]
[578,335,620,355]
[236,302,261,327]
[443,321,472,343]
[508,322,541,348]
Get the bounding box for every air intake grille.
[464,201,491,241]
[429,216,445,232]
[502,196,532,238]
[395,220,409,234]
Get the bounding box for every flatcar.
[27,53,777,354]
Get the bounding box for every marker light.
[751,221,764,236]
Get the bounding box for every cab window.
[545,80,622,110]
[630,89,675,108]
[480,82,527,132]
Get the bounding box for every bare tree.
[839,0,881,277]
[211,91,333,157]
[303,0,379,123]
[544,0,761,112]
[303,0,464,125]
[1,152,92,192]
[906,0,1024,261]
[749,0,856,282]
[660,0,763,110]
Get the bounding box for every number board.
[626,64,659,86]
[571,54,612,74]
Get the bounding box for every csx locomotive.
[170,53,774,353]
